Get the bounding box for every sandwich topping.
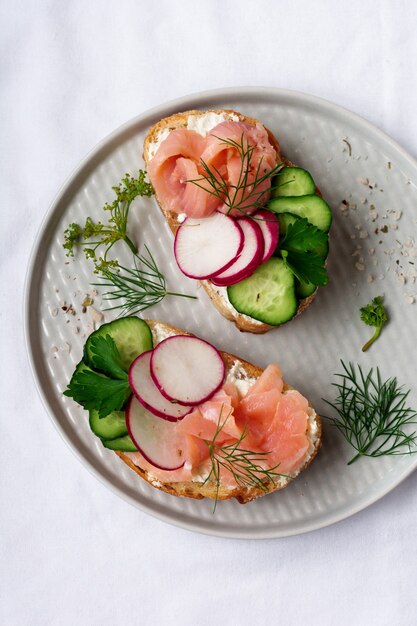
[64,317,316,497]
[125,362,314,492]
[146,111,332,328]
[147,120,277,218]
[62,112,332,329]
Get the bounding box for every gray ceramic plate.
[24,87,417,538]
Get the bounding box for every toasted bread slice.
[143,109,318,334]
[116,320,322,504]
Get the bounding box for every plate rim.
[24,86,417,539]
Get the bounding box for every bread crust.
[116,320,322,504]
[143,109,318,334]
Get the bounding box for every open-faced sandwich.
[143,109,332,334]
[65,316,321,503]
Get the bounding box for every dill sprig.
[63,170,196,314]
[323,361,417,465]
[203,407,286,508]
[93,246,196,316]
[188,134,285,215]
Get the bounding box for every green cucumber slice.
[272,166,315,197]
[89,409,128,441]
[84,316,153,372]
[102,434,138,452]
[277,213,329,259]
[268,195,332,232]
[227,258,297,326]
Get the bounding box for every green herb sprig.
[63,170,196,314]
[86,334,127,379]
[203,408,286,509]
[64,335,131,418]
[360,295,388,352]
[278,217,329,287]
[188,134,285,215]
[323,361,417,465]
[63,170,153,261]
[94,246,197,317]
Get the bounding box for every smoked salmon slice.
[178,402,241,444]
[200,121,277,216]
[147,128,221,217]
[235,388,282,440]
[245,363,284,396]
[125,369,311,487]
[147,121,277,218]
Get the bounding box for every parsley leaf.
[278,218,329,287]
[280,217,328,253]
[64,368,131,418]
[360,295,389,351]
[281,249,329,286]
[87,334,128,379]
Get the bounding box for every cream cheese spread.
[147,111,240,160]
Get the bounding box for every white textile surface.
[1,1,417,625]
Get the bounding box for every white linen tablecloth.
[2,1,417,624]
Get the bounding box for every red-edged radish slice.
[126,396,186,470]
[129,351,192,422]
[211,217,264,286]
[174,212,243,279]
[254,209,279,262]
[150,335,225,406]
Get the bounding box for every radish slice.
[174,212,243,279]
[254,209,279,262]
[129,351,192,422]
[151,335,225,406]
[126,396,186,470]
[211,217,264,286]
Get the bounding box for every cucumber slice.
[272,166,315,197]
[84,317,153,372]
[102,434,138,452]
[89,409,128,441]
[268,195,332,232]
[277,213,329,259]
[277,212,297,236]
[296,279,316,299]
[227,258,297,326]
